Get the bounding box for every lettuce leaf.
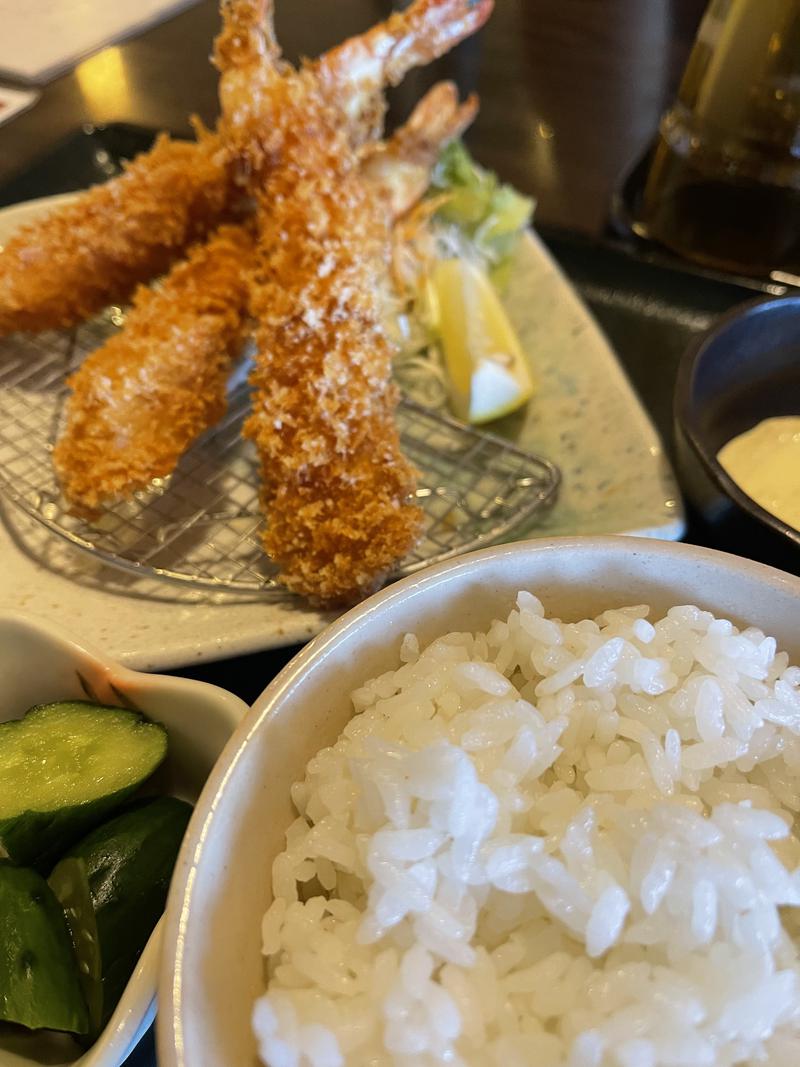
[430,141,535,283]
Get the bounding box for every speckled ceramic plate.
[0,195,682,668]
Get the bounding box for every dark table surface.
[0,1,766,1062]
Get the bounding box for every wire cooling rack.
[0,315,560,597]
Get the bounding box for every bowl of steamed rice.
[159,536,800,1067]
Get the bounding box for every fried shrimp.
[214,0,493,603]
[0,132,234,336]
[52,224,253,510]
[244,89,424,603]
[214,0,424,601]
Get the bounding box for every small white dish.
[157,536,800,1067]
[0,611,248,1067]
[0,195,682,668]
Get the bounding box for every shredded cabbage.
[393,141,535,411]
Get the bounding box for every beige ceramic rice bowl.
[158,536,800,1067]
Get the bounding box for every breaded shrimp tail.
[52,223,253,510]
[317,0,493,141]
[361,81,479,218]
[0,133,233,335]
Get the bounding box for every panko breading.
[52,224,253,510]
[0,133,233,335]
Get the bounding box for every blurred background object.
[639,0,800,278]
[0,0,709,238]
[0,0,199,84]
[0,87,39,128]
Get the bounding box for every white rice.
[252,596,800,1067]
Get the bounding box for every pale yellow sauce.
[717,416,800,532]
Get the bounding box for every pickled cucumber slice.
[0,865,88,1034]
[49,797,192,1036]
[0,701,167,870]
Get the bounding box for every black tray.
[1,121,797,1067]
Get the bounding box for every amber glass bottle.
[640,0,800,276]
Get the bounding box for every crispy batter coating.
[244,73,423,604]
[0,133,233,335]
[52,223,253,509]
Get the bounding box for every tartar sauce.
[717,416,800,532]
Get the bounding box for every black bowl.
[674,295,800,575]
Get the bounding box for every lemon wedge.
[429,258,535,424]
